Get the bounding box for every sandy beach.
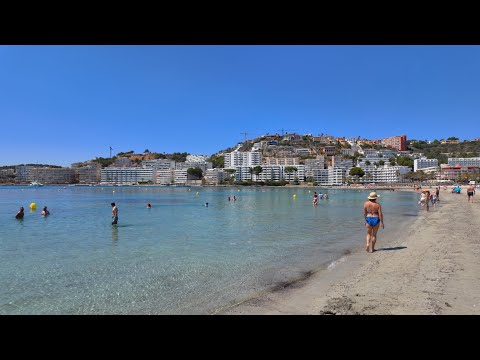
[221,188,480,314]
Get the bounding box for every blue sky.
[1,45,480,166]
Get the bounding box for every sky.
[1,45,480,166]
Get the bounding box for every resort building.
[15,166,36,182]
[224,151,262,169]
[447,157,480,167]
[263,157,299,166]
[31,167,76,184]
[204,169,225,185]
[76,164,101,184]
[157,169,175,185]
[414,158,439,172]
[142,159,175,169]
[101,167,154,185]
[439,164,480,180]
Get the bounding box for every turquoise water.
[0,186,418,314]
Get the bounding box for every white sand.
[221,189,480,314]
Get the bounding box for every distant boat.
[29,181,44,187]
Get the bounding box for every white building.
[447,157,480,167]
[15,166,35,182]
[101,167,154,185]
[263,157,299,166]
[76,165,101,184]
[174,169,188,185]
[328,167,344,185]
[224,151,262,169]
[363,165,411,183]
[142,159,175,169]
[157,169,175,185]
[414,158,438,172]
[204,169,225,185]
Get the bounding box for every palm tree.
[253,166,263,183]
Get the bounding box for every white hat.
[368,192,380,199]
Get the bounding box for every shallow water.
[0,186,418,314]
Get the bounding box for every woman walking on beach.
[363,192,384,253]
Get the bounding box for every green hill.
[408,139,480,164]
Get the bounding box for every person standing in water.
[363,192,384,253]
[111,202,118,225]
[313,191,318,206]
[41,206,50,216]
[16,206,24,219]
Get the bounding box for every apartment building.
[383,135,407,151]
[224,151,262,168]
[101,167,154,185]
[414,158,438,172]
[204,169,225,185]
[447,157,480,167]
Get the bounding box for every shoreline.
[220,190,480,314]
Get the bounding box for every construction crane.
[109,146,114,159]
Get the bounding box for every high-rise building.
[383,135,407,151]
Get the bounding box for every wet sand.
[221,189,480,314]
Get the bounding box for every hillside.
[217,134,350,164]
[408,140,480,164]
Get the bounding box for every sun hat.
[368,192,380,199]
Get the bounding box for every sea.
[0,186,419,314]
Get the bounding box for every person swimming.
[147,203,152,208]
[204,202,209,207]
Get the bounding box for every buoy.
[293,194,296,198]
[196,192,199,195]
[238,189,240,192]
[29,203,36,210]
[113,190,115,193]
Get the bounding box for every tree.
[187,167,203,180]
[171,152,189,162]
[365,160,371,166]
[378,160,385,166]
[208,155,225,168]
[284,166,298,183]
[389,157,396,166]
[397,156,414,169]
[144,149,150,154]
[252,165,263,182]
[306,176,314,183]
[349,167,365,178]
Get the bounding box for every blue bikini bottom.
[365,217,380,227]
